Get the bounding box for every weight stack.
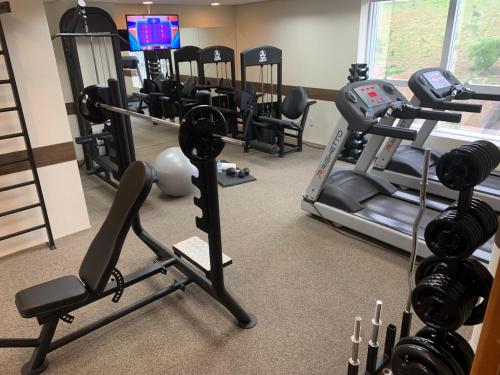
[339,64,369,164]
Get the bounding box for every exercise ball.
[153,147,198,197]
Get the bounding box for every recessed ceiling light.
[143,1,153,4]
[211,2,221,6]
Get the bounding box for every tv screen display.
[126,14,180,51]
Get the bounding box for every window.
[366,0,500,140]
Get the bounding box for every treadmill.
[372,67,500,211]
[302,79,492,262]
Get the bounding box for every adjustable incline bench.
[0,83,256,375]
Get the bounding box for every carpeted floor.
[0,120,470,374]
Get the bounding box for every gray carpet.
[0,120,471,374]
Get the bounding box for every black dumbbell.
[412,256,493,331]
[226,167,250,178]
[391,327,473,375]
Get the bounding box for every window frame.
[367,0,500,90]
[365,0,500,143]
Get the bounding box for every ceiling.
[86,0,269,4]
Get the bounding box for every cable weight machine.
[54,1,132,188]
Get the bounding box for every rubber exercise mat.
[217,172,257,187]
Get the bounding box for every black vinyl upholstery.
[182,77,198,98]
[79,161,154,294]
[244,85,315,156]
[15,276,87,319]
[14,162,154,319]
[281,86,308,120]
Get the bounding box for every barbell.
[77,85,245,161]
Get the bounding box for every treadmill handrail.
[451,84,500,102]
[434,101,482,113]
[369,125,417,141]
[384,102,462,123]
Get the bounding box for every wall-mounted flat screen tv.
[126,14,180,51]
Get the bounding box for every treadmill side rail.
[304,118,350,202]
[373,96,421,170]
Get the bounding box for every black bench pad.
[15,276,88,319]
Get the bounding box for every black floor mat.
[217,172,257,187]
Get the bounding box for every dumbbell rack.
[0,3,55,249]
[339,64,368,164]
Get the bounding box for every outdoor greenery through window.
[367,0,500,139]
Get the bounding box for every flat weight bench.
[0,160,255,375]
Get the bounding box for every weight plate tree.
[391,141,498,374]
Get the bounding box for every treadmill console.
[409,67,500,108]
[408,67,461,105]
[336,80,408,131]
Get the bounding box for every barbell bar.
[96,102,245,147]
[78,84,245,149]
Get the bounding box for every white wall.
[0,0,89,256]
[235,0,363,145]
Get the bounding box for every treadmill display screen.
[423,71,452,90]
[354,85,392,108]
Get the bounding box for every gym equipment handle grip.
[471,92,500,101]
[369,125,417,141]
[417,109,462,123]
[438,101,482,113]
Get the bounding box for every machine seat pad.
[15,276,88,319]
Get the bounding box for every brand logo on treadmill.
[259,50,267,63]
[316,129,344,177]
[214,49,222,62]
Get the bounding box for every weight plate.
[462,259,493,325]
[77,85,109,124]
[444,332,474,375]
[474,140,500,168]
[453,146,487,185]
[392,337,455,375]
[179,105,227,161]
[425,212,477,259]
[416,328,472,375]
[415,256,447,284]
[412,272,474,331]
[436,149,482,190]
[469,201,497,242]
[460,144,491,182]
[415,257,491,328]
